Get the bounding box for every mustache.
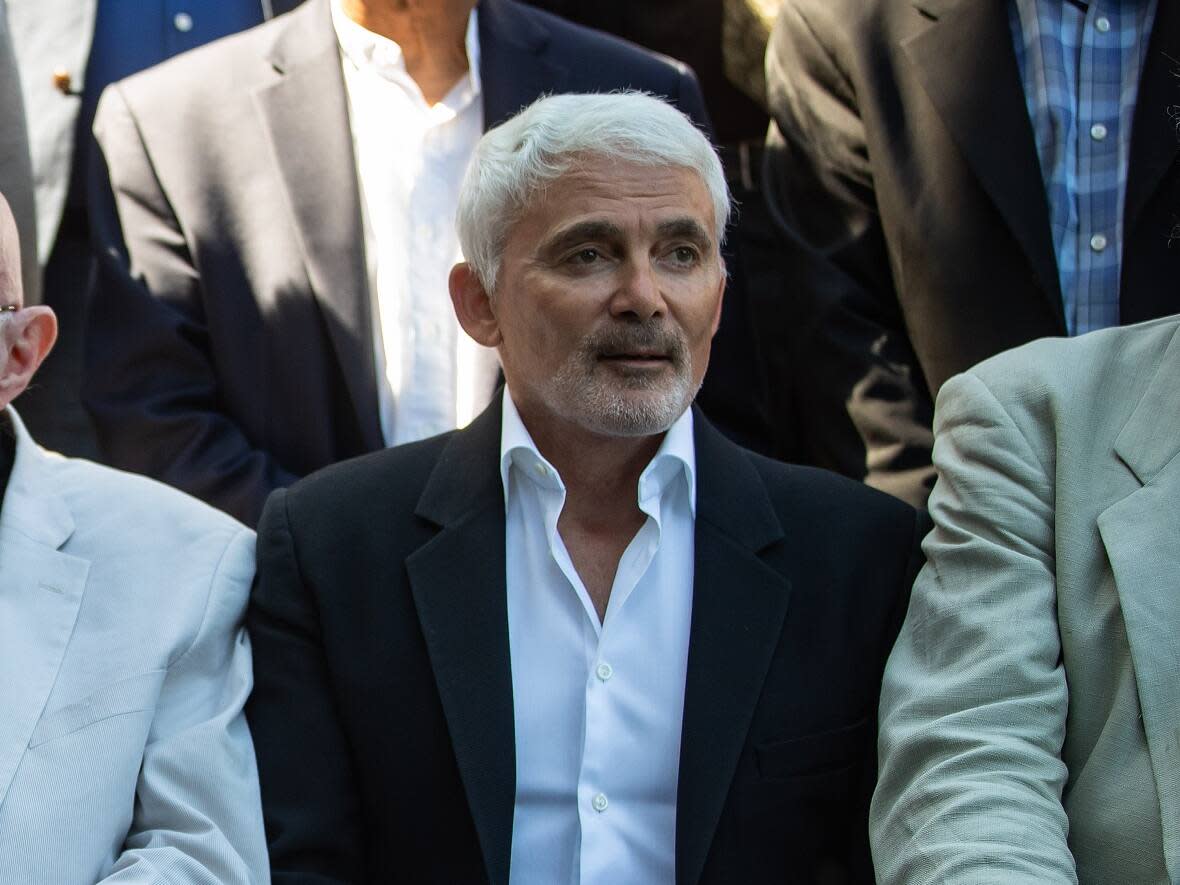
[583,322,687,363]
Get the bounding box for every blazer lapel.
[252,0,383,450]
[1096,325,1180,883]
[1123,1,1180,239]
[0,410,90,809]
[676,412,790,885]
[406,401,515,885]
[902,0,1063,324]
[479,0,570,129]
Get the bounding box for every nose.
[610,259,666,321]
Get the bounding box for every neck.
[341,0,474,105]
[526,414,665,526]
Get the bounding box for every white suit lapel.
[1096,325,1180,882]
[0,409,90,809]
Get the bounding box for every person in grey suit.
[871,315,1180,883]
[0,192,267,883]
[83,0,711,527]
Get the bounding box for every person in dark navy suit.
[246,91,929,885]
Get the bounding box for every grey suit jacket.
[871,316,1180,883]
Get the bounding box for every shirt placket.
[576,508,663,883]
[398,120,457,441]
[1075,1,1120,334]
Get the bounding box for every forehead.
[514,156,715,243]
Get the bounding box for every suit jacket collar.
[677,412,790,885]
[902,0,1063,324]
[408,400,514,885]
[1097,322,1180,881]
[1123,0,1180,239]
[0,407,91,808]
[408,398,789,885]
[479,0,570,128]
[254,0,384,451]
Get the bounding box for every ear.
[0,307,57,409]
[709,258,726,337]
[449,262,503,348]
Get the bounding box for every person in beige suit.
[871,315,1180,883]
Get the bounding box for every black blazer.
[761,0,1180,506]
[246,398,929,883]
[84,0,710,527]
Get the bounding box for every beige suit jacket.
[871,315,1180,883]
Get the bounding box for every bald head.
[0,192,54,410]
[0,192,21,309]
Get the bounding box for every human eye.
[568,247,603,265]
[664,244,702,268]
[558,246,613,274]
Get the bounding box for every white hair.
[456,91,730,291]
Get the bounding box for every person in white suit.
[0,191,267,882]
[871,314,1180,883]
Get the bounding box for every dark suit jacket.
[762,0,1180,507]
[246,398,929,884]
[83,0,710,527]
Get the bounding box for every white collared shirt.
[500,391,697,885]
[332,2,500,445]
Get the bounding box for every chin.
[568,383,696,438]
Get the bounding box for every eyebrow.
[540,220,625,257]
[540,217,714,257]
[657,217,714,249]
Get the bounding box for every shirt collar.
[330,1,482,99]
[498,389,698,517]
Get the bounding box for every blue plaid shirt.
[1009,0,1157,335]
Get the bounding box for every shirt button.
[592,793,609,813]
[1095,16,1111,33]
[532,461,547,477]
[1090,123,1108,141]
[596,662,613,682]
[1090,233,1108,252]
[173,12,194,32]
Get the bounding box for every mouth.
[598,351,672,367]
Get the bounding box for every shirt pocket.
[754,717,869,781]
[29,669,166,748]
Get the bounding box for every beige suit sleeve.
[869,370,1076,883]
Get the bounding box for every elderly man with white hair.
[0,190,268,882]
[245,91,928,885]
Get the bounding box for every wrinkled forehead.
[524,158,716,238]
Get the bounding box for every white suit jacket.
[0,408,268,883]
[871,315,1180,884]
